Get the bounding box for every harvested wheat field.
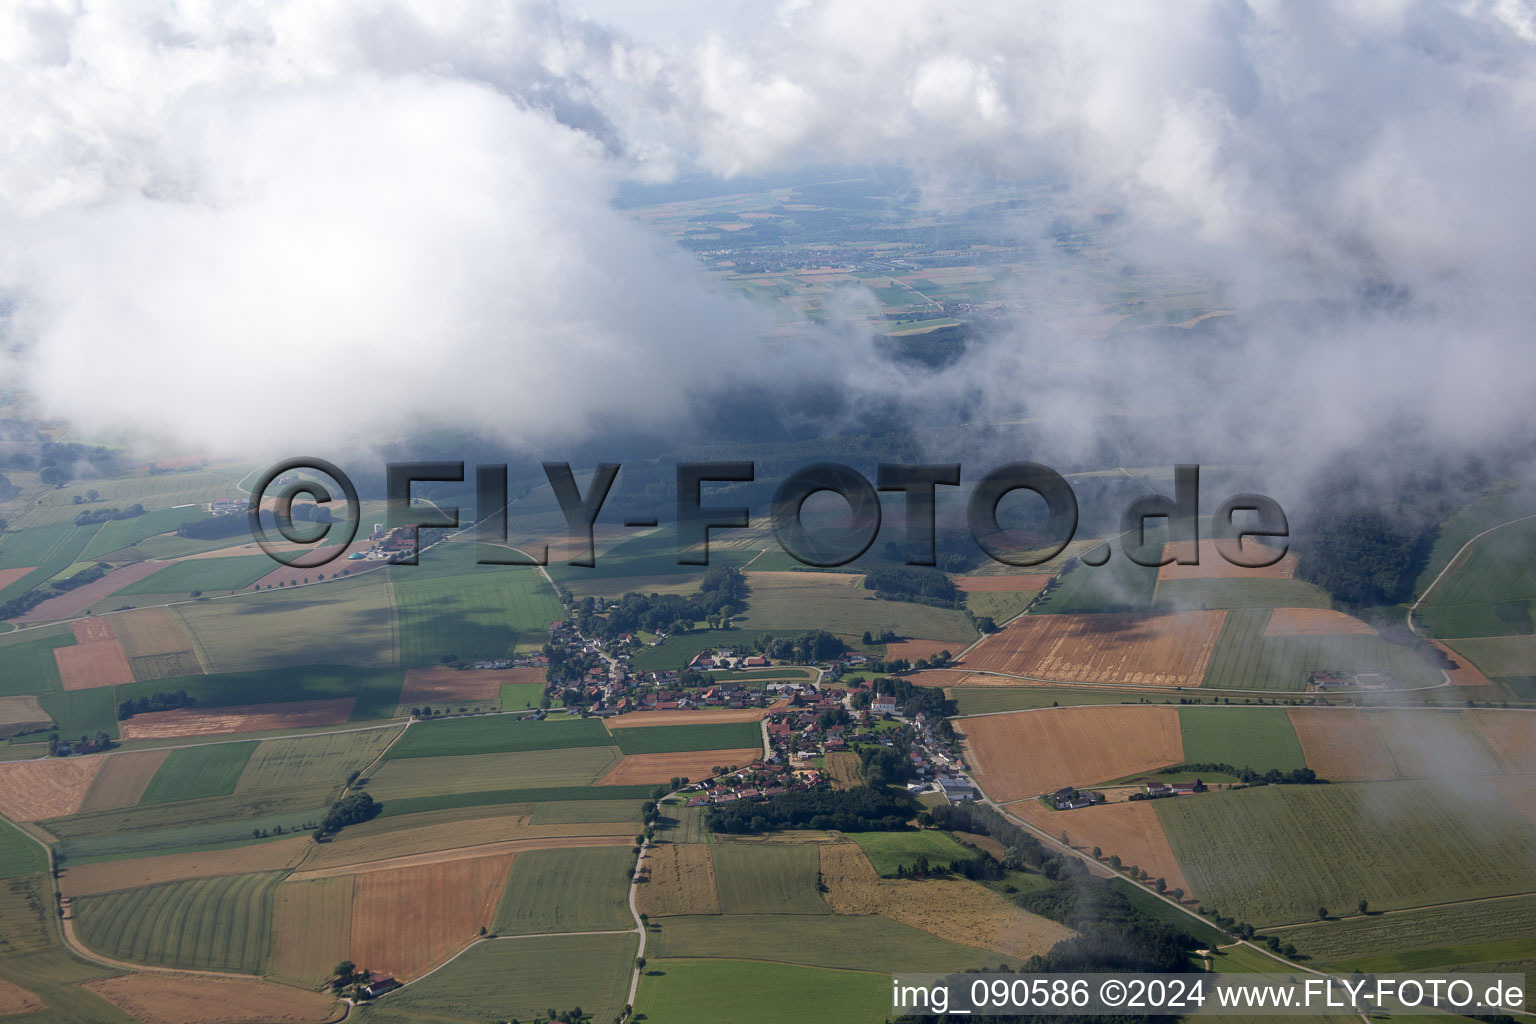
[954,573,1055,592]
[269,876,354,989]
[77,749,171,812]
[113,608,197,658]
[597,748,761,786]
[1286,708,1398,782]
[83,973,342,1024]
[1368,710,1503,778]
[1432,641,1494,687]
[1008,800,1192,897]
[958,612,1225,687]
[0,977,44,1016]
[0,566,36,592]
[1466,710,1536,772]
[297,818,633,876]
[606,705,779,729]
[118,698,355,739]
[825,751,862,788]
[637,843,720,916]
[62,837,312,897]
[906,669,1009,688]
[14,562,168,623]
[885,638,961,663]
[1156,539,1296,580]
[1488,775,1536,829]
[350,853,514,979]
[54,618,135,689]
[400,666,520,706]
[0,696,51,739]
[820,843,1074,959]
[962,706,1183,802]
[1263,608,1376,637]
[0,756,105,821]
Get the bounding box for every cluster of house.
[1050,786,1105,810]
[682,761,807,807]
[1145,779,1208,797]
[207,498,248,516]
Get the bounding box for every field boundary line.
[1259,888,1536,932]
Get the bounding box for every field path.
[1409,512,1536,638]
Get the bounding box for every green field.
[72,871,281,972]
[705,667,815,682]
[138,742,258,804]
[1415,485,1536,595]
[497,682,544,710]
[492,847,635,934]
[0,523,97,608]
[950,686,1190,716]
[711,843,831,914]
[0,819,46,879]
[383,714,614,759]
[366,746,620,799]
[1155,780,1536,925]
[1201,608,1442,690]
[646,913,997,972]
[1417,515,1536,638]
[376,784,656,818]
[528,799,643,824]
[964,589,1039,624]
[353,932,637,1024]
[0,873,135,1024]
[113,555,274,596]
[113,665,405,721]
[175,574,396,671]
[1176,707,1307,772]
[1155,578,1331,610]
[1109,878,1229,947]
[79,507,201,560]
[1443,635,1536,679]
[737,572,977,645]
[235,727,401,795]
[611,721,762,754]
[37,687,118,739]
[0,627,73,697]
[845,830,980,877]
[638,958,889,1024]
[1276,893,1536,971]
[1031,534,1161,615]
[395,569,562,666]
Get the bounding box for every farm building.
[360,975,401,999]
[937,776,978,802]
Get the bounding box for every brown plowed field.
[1432,641,1494,687]
[1287,708,1397,781]
[14,562,169,623]
[820,843,1075,958]
[54,619,135,689]
[83,973,342,1024]
[905,669,1009,688]
[0,696,52,739]
[885,638,961,663]
[958,612,1225,687]
[1007,800,1192,897]
[349,853,514,979]
[0,977,44,1016]
[1465,710,1536,772]
[77,749,171,811]
[606,705,780,729]
[0,756,105,821]
[961,706,1183,802]
[297,819,633,875]
[597,748,762,786]
[62,837,312,897]
[0,566,37,592]
[400,667,525,705]
[1263,608,1376,637]
[1156,539,1296,580]
[113,608,197,658]
[954,574,1055,592]
[118,698,355,739]
[1488,775,1536,828]
[636,843,720,916]
[269,876,354,989]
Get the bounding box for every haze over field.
[1,0,1534,493]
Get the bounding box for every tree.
[1318,906,1329,920]
[1154,877,1167,893]
[1357,898,1369,915]
[634,956,646,971]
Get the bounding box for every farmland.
[491,846,634,933]
[0,820,45,880]
[1155,780,1536,924]
[736,570,977,645]
[366,747,621,799]
[1201,608,1442,690]
[844,830,979,877]
[598,748,762,785]
[0,628,71,697]
[235,728,402,795]
[628,629,771,672]
[1008,800,1192,897]
[712,842,830,914]
[637,843,720,916]
[348,853,514,979]
[0,756,105,821]
[78,749,170,810]
[82,973,344,1024]
[114,555,275,596]
[60,837,311,897]
[1415,516,1536,638]
[375,784,654,819]
[176,576,396,671]
[400,666,526,706]
[139,742,257,803]
[637,958,890,1024]
[394,570,561,666]
[645,913,999,972]
[1177,707,1307,772]
[382,714,612,759]
[114,664,404,721]
[1287,708,1398,781]
[119,699,356,740]
[267,876,353,989]
[962,705,1183,801]
[352,932,637,1024]
[1030,541,1160,614]
[959,611,1225,687]
[610,720,762,753]
[1366,709,1504,777]
[1276,893,1536,971]
[71,871,282,972]
[1156,539,1296,580]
